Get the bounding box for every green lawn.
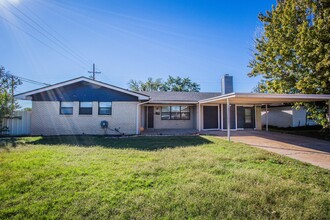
[0,136,329,219]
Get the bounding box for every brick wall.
[31,101,138,135]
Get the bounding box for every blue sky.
[0,0,276,103]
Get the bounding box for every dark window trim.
[98,101,112,115]
[79,101,93,115]
[161,106,190,120]
[60,101,73,115]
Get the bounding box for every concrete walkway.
[202,130,330,170]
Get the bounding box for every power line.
[0,15,88,70]
[22,2,93,65]
[5,73,51,86]
[4,0,92,67]
[0,1,90,69]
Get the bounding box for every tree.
[251,80,268,93]
[0,66,22,133]
[162,76,200,92]
[128,77,163,92]
[248,0,330,127]
[128,76,200,92]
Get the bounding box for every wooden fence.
[1,111,31,136]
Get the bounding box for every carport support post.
[198,103,201,131]
[227,98,231,141]
[328,100,330,123]
[266,104,269,132]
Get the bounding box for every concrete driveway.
[202,130,330,170]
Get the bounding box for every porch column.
[265,104,269,131]
[227,98,231,141]
[328,100,330,123]
[136,104,140,135]
[198,103,201,131]
[255,106,262,130]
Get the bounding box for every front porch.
[136,93,330,141]
[141,129,198,136]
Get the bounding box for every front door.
[147,106,154,128]
[203,106,219,129]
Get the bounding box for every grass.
[0,135,329,219]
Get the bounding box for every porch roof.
[199,93,330,105]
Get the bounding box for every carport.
[198,93,330,141]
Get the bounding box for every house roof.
[15,77,150,101]
[141,91,222,104]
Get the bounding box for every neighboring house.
[16,75,330,136]
[261,106,318,128]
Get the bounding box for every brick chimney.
[221,74,233,94]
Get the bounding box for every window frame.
[98,102,112,115]
[161,106,190,120]
[60,101,73,115]
[79,101,93,115]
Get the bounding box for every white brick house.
[16,77,149,135]
[16,76,330,137]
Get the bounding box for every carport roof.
[199,93,330,104]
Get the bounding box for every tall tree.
[128,76,200,92]
[248,0,330,127]
[0,66,22,133]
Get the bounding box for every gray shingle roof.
[140,91,222,103]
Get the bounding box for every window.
[79,102,93,115]
[60,102,73,115]
[244,108,252,123]
[98,102,112,115]
[161,106,190,120]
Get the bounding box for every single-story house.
[16,75,330,139]
[261,105,318,128]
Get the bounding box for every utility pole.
[88,63,101,80]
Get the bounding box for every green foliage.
[0,66,22,133]
[22,107,32,111]
[248,0,330,127]
[251,80,268,93]
[0,136,329,219]
[129,77,163,92]
[128,76,200,92]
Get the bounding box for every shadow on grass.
[17,135,213,151]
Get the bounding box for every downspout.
[136,100,150,135]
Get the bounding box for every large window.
[60,102,73,115]
[161,106,190,120]
[98,102,112,115]
[79,102,93,115]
